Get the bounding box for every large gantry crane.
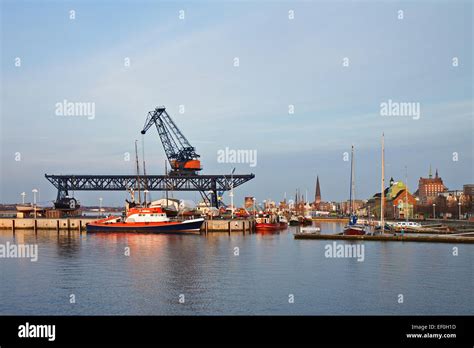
[141,106,201,174]
[45,106,254,208]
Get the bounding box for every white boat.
[299,226,321,234]
[392,221,422,229]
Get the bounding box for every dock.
[294,233,474,244]
[0,218,256,234]
[0,218,96,233]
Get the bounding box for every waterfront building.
[369,177,416,219]
[416,167,447,205]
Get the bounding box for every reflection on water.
[0,223,472,315]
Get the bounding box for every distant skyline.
[1,0,472,206]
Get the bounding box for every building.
[339,200,365,215]
[368,177,416,219]
[417,167,447,205]
[392,189,417,219]
[314,176,321,209]
[463,184,474,198]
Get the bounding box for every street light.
[458,202,462,220]
[21,192,26,204]
[99,197,103,217]
[432,203,436,219]
[32,189,38,218]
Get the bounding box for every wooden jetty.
[0,218,256,234]
[294,233,474,244]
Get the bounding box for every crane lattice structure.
[45,106,254,208]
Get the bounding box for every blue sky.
[1,0,472,206]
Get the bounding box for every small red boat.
[343,215,366,235]
[86,206,204,233]
[255,214,288,231]
[343,225,366,235]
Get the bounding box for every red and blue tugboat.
[86,206,204,233]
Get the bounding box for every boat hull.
[256,223,280,231]
[343,225,366,235]
[86,218,204,233]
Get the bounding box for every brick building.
[416,167,447,205]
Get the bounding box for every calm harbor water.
[0,222,472,315]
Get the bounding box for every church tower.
[314,176,321,208]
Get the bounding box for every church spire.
[429,164,432,179]
[315,176,321,204]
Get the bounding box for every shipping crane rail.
[45,173,254,207]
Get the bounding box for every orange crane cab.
[141,106,202,174]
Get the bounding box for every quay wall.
[0,218,256,233]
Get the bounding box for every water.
[0,223,472,315]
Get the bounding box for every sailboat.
[343,145,366,235]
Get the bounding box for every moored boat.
[278,215,288,229]
[343,145,366,236]
[256,213,281,231]
[86,206,204,233]
[289,215,299,226]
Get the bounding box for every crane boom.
[141,106,201,173]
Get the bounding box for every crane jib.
[141,106,202,173]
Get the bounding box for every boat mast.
[349,145,354,215]
[134,140,142,206]
[142,135,148,206]
[381,133,385,233]
[165,159,169,207]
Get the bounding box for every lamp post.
[458,202,462,220]
[99,197,103,217]
[21,192,26,204]
[432,203,436,219]
[32,189,38,218]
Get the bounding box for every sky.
[1,0,473,206]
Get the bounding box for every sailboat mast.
[142,135,147,187]
[381,134,385,233]
[142,135,149,206]
[165,159,169,207]
[135,140,142,205]
[349,145,354,215]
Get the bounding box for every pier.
[0,218,256,234]
[294,233,474,244]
